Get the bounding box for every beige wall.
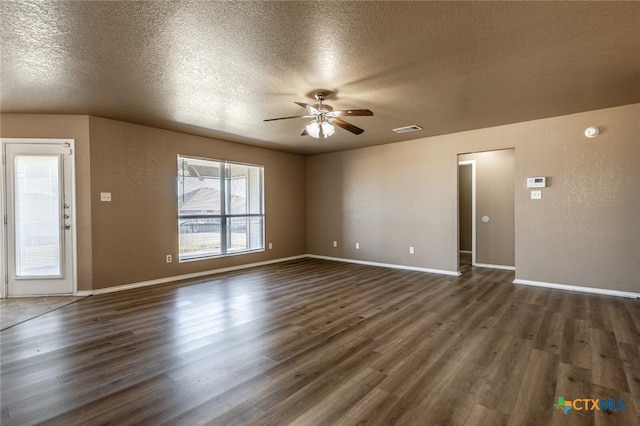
[1,115,94,291]
[307,140,455,270]
[88,117,306,289]
[1,114,306,291]
[459,149,515,267]
[2,104,638,294]
[458,164,472,252]
[307,103,640,293]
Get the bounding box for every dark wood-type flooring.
[1,258,639,425]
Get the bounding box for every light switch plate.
[531,190,542,200]
[100,192,112,202]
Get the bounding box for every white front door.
[2,140,76,296]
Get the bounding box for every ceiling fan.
[264,91,373,138]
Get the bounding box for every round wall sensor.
[585,126,599,138]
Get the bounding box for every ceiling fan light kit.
[306,120,335,139]
[265,90,373,139]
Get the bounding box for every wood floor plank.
[1,258,638,425]
[446,327,512,397]
[395,386,477,426]
[551,362,594,426]
[377,357,464,424]
[464,404,509,426]
[591,384,639,426]
[40,373,176,426]
[617,342,640,397]
[591,328,624,360]
[334,388,399,426]
[142,372,275,425]
[287,367,386,425]
[609,306,640,346]
[477,336,533,415]
[587,296,615,331]
[497,300,544,341]
[508,348,558,425]
[249,345,381,424]
[592,357,632,394]
[374,326,464,397]
[533,310,565,355]
[561,318,592,370]
[590,328,630,393]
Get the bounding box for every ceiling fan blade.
[295,101,319,115]
[328,109,373,117]
[263,115,307,122]
[331,118,365,135]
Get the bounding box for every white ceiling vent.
[392,124,423,134]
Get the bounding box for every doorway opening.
[458,160,476,270]
[1,139,77,298]
[458,148,515,274]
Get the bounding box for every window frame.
[177,155,265,262]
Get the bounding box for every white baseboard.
[459,250,472,254]
[307,254,461,277]
[513,278,640,299]
[76,254,460,296]
[73,256,638,300]
[84,255,308,296]
[475,263,516,271]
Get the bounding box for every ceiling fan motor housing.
[314,91,329,101]
[312,104,333,114]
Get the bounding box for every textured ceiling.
[1,1,639,155]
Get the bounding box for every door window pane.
[14,155,61,276]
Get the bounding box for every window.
[177,156,264,261]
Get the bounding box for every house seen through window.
[178,155,264,261]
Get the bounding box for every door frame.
[458,160,476,266]
[1,138,78,298]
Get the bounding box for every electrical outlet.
[409,246,415,254]
[333,241,338,248]
[100,192,111,202]
[355,243,360,249]
[166,254,172,263]
[531,190,542,200]
[268,242,273,249]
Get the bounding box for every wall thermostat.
[527,177,546,188]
